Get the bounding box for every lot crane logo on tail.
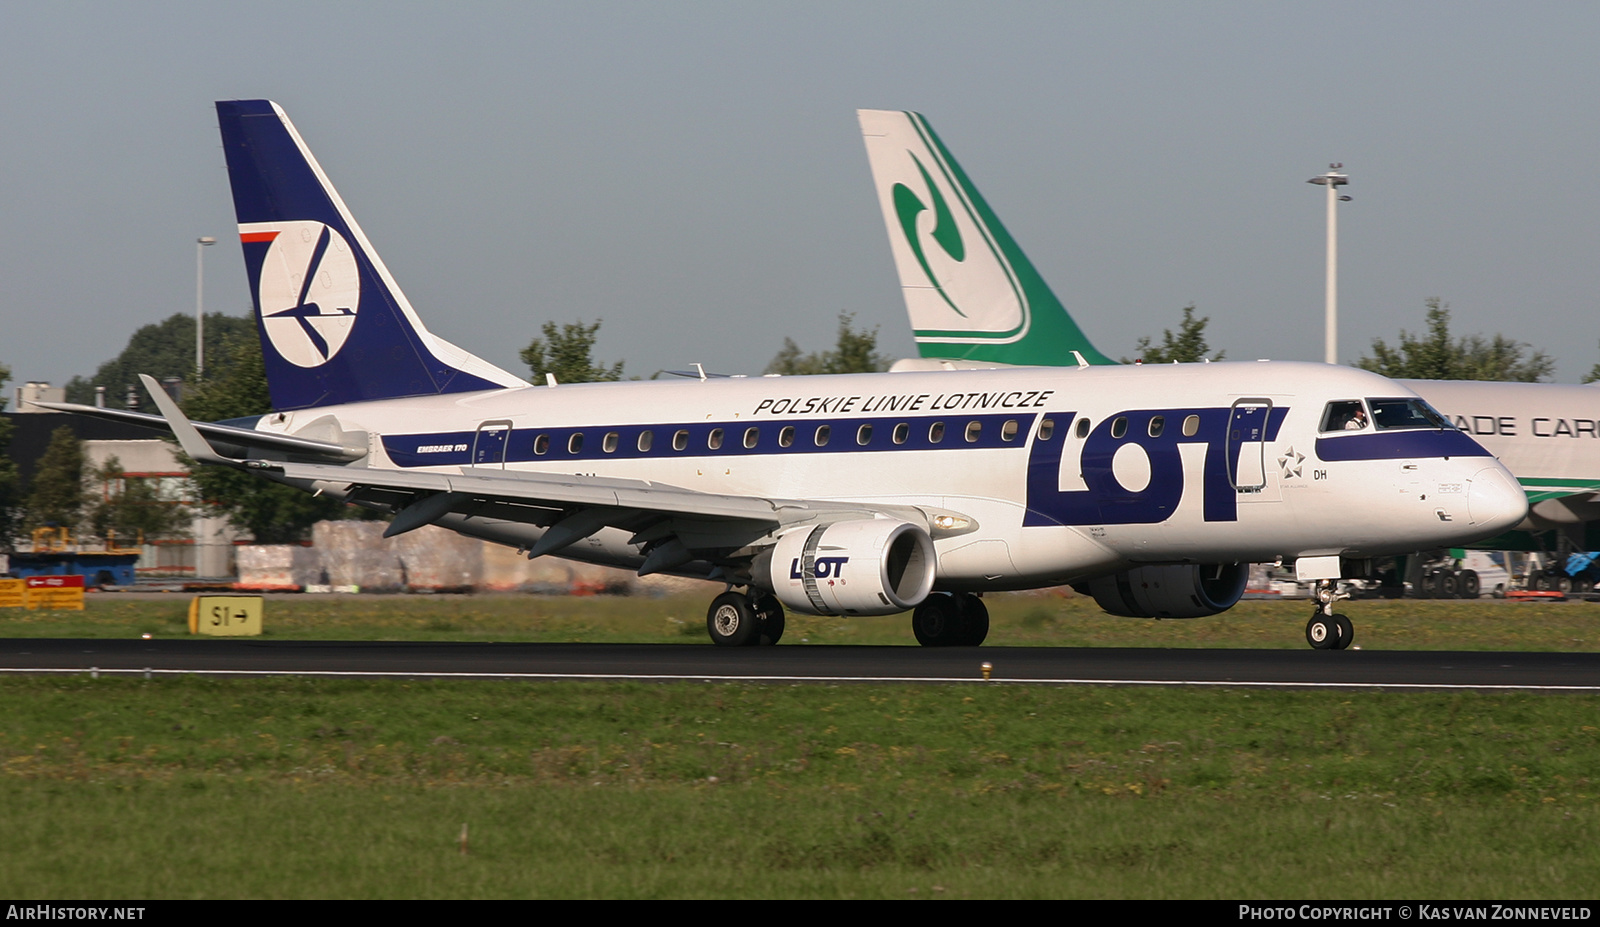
[246,220,360,368]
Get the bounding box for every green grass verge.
[1,591,1595,650]
[1,677,1596,898]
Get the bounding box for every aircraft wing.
[133,376,946,572]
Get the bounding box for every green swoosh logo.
[893,154,967,317]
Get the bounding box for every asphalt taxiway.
[1,638,1597,690]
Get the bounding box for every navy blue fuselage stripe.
[383,413,1046,468]
[1315,429,1488,462]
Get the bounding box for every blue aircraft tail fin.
[215,100,526,411]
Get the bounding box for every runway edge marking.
[1,667,1597,691]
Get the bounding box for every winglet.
[138,375,232,466]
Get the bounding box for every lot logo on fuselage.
[1025,406,1289,526]
[250,220,361,368]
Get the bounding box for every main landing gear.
[706,590,785,647]
[1305,579,1355,650]
[704,589,990,648]
[911,592,990,647]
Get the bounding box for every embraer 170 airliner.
[51,101,1525,651]
[857,109,1590,565]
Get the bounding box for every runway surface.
[1,638,1598,690]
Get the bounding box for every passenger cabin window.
[1148,416,1164,438]
[1076,418,1091,438]
[779,426,795,448]
[672,430,689,451]
[857,424,873,445]
[1110,417,1128,439]
[964,421,982,443]
[743,427,759,449]
[1001,420,1019,441]
[815,425,831,447]
[637,431,653,453]
[568,433,584,454]
[892,423,909,445]
[929,422,945,443]
[1369,398,1454,431]
[602,432,619,453]
[1038,418,1055,441]
[708,428,724,450]
[1320,400,1368,433]
[534,434,551,456]
[1182,415,1200,437]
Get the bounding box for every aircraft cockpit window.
[815,425,831,447]
[1037,418,1055,441]
[672,430,689,451]
[1148,416,1165,438]
[743,427,759,449]
[637,431,653,453]
[708,428,725,450]
[929,422,945,443]
[534,434,550,456]
[1368,398,1454,431]
[1320,400,1367,433]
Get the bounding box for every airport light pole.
[1307,165,1349,365]
[196,236,216,379]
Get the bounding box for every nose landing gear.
[1305,579,1355,650]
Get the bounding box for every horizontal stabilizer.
[29,400,367,462]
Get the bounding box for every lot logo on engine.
[792,556,848,580]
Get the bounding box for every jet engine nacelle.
[761,519,937,616]
[1082,562,1248,619]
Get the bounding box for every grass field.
[1,592,1596,898]
[0,676,1595,899]
[1,589,1596,650]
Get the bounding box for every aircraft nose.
[1466,465,1528,534]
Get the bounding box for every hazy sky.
[5,2,1599,391]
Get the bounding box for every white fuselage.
[255,362,1527,590]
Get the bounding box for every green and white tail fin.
[858,109,1114,367]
